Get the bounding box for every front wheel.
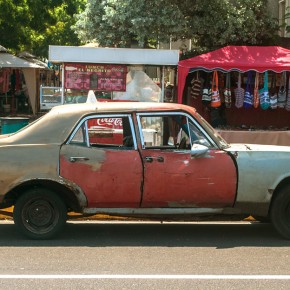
[270,185,290,239]
[13,188,67,239]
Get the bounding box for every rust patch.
[60,144,106,172]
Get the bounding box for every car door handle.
[69,157,89,163]
[144,156,153,163]
[144,156,164,163]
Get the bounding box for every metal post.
[61,64,64,104]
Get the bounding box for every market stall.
[47,45,179,109]
[177,46,290,145]
[0,46,43,114]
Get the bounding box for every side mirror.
[190,144,209,157]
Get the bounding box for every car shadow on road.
[0,221,290,248]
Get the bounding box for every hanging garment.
[224,73,231,108]
[269,73,277,110]
[1,69,10,93]
[190,72,201,99]
[234,73,245,108]
[211,70,221,108]
[253,72,259,108]
[202,73,212,105]
[259,71,270,110]
[278,72,287,108]
[244,71,254,108]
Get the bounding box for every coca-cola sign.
[96,118,122,128]
[88,118,123,129]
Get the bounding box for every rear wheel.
[13,188,67,239]
[270,185,290,239]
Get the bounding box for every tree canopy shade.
[177,46,290,103]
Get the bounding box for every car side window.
[70,115,136,149]
[69,115,135,149]
[138,113,212,150]
[88,117,125,148]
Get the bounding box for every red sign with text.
[64,63,127,91]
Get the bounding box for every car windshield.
[194,112,229,149]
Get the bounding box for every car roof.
[50,101,195,114]
[2,102,197,145]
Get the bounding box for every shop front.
[0,46,48,115]
[46,45,179,110]
[177,46,290,146]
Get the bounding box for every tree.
[31,0,86,58]
[73,0,186,48]
[73,0,279,51]
[183,0,278,48]
[0,0,86,58]
[0,0,32,52]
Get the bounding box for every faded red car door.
[59,114,143,208]
[137,113,237,208]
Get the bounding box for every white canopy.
[49,45,179,66]
[0,51,43,69]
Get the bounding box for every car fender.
[0,144,86,210]
[226,144,290,208]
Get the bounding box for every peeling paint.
[59,145,143,208]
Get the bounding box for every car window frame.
[66,113,138,150]
[136,111,218,150]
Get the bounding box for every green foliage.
[73,0,279,50]
[73,0,186,48]
[284,6,290,33]
[0,0,280,59]
[0,0,86,58]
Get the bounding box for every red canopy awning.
[177,46,290,103]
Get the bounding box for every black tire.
[252,216,270,223]
[13,188,67,240]
[270,185,290,239]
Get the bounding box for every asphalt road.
[0,220,290,289]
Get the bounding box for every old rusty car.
[0,102,290,239]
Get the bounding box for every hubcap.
[22,199,59,234]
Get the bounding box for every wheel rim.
[21,198,59,234]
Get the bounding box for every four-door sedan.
[0,102,290,239]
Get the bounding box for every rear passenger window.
[69,115,135,149]
[88,117,125,147]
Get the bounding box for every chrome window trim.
[85,121,89,147]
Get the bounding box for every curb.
[0,207,129,221]
[0,207,257,222]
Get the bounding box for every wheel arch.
[2,179,86,213]
[269,176,290,214]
